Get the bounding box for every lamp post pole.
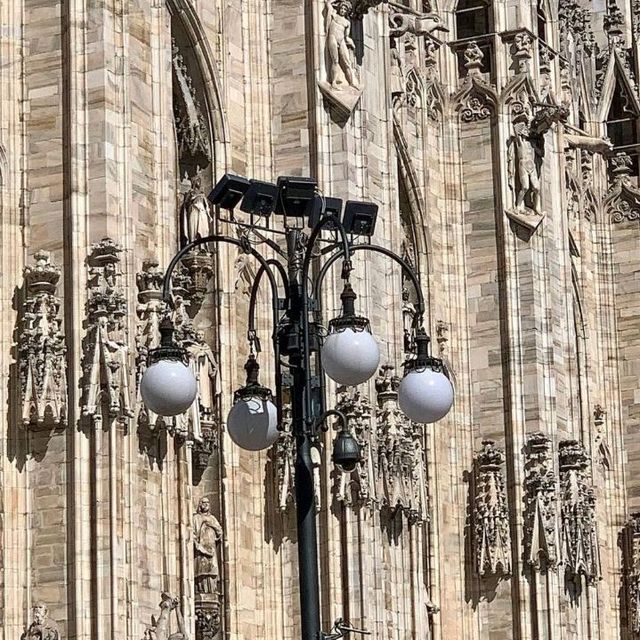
[141,179,454,640]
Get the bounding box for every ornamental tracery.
[20,251,67,428]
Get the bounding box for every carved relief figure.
[181,175,212,246]
[194,497,224,595]
[325,0,358,90]
[21,603,60,640]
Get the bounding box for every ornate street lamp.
[140,174,454,640]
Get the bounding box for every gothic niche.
[558,439,600,584]
[172,29,215,311]
[473,440,511,577]
[193,497,224,640]
[524,433,558,571]
[82,238,133,427]
[19,250,67,429]
[376,365,429,524]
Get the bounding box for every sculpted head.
[198,497,211,514]
[335,1,351,16]
[32,603,48,625]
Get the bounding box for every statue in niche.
[193,497,224,596]
[181,175,212,246]
[22,603,60,640]
[325,0,358,90]
[178,332,220,442]
[508,104,543,215]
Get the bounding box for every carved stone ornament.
[274,405,295,512]
[82,238,133,425]
[605,152,640,223]
[524,433,558,571]
[142,592,188,640]
[558,440,600,583]
[626,513,640,636]
[172,39,211,167]
[21,603,60,640]
[335,386,376,509]
[136,259,167,430]
[473,440,511,576]
[376,365,429,524]
[193,497,223,640]
[559,0,594,57]
[454,44,496,124]
[19,251,67,428]
[511,30,533,74]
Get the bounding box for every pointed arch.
[452,77,498,122]
[167,0,230,176]
[596,50,640,121]
[500,73,539,108]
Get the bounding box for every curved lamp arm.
[314,243,426,327]
[248,259,290,344]
[160,234,285,421]
[161,234,280,309]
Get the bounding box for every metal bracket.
[321,618,371,640]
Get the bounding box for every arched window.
[606,78,640,177]
[455,0,491,39]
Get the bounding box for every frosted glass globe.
[321,328,381,386]
[398,368,454,423]
[227,396,279,451]
[140,359,198,416]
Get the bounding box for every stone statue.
[508,106,543,215]
[325,0,358,89]
[193,497,224,595]
[181,176,212,246]
[22,603,60,640]
[184,332,220,442]
[143,593,188,640]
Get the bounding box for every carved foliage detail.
[335,387,376,509]
[20,251,67,428]
[524,433,558,571]
[474,440,511,576]
[83,238,132,424]
[376,365,429,524]
[606,153,640,223]
[558,440,600,583]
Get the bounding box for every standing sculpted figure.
[325,0,358,89]
[193,497,224,595]
[181,175,212,245]
[22,603,60,640]
[181,331,220,441]
[508,107,543,215]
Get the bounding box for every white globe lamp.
[321,282,380,386]
[227,355,280,451]
[140,318,198,416]
[398,330,454,423]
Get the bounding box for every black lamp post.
[140,174,454,640]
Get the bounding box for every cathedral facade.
[1,0,640,638]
